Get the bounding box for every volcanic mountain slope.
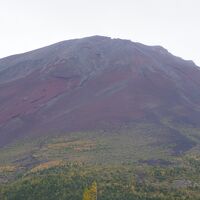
[0,35,200,152]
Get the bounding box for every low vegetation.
[0,122,200,199]
[0,158,200,200]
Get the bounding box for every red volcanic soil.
[0,72,80,124]
[0,36,200,147]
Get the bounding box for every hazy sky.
[0,0,200,65]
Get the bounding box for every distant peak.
[151,45,169,55]
[82,35,111,41]
[86,35,111,39]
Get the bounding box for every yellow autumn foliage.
[83,181,97,200]
[30,160,63,173]
[47,140,95,152]
[0,165,17,173]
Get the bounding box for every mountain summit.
[0,36,200,150]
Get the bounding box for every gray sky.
[0,0,200,65]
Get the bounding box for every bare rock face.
[0,36,200,146]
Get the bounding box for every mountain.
[1,36,200,200]
[0,36,200,153]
